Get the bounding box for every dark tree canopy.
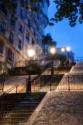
[42,34,57,54]
[42,34,57,46]
[51,0,83,26]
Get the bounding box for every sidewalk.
[30,91,83,125]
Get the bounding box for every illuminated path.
[56,62,83,91]
[26,62,83,125]
[28,91,83,125]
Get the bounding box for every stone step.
[0,120,26,125]
[0,92,46,124]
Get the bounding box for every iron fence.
[30,74,63,92]
[1,73,83,94]
[57,74,83,91]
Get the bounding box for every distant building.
[0,0,49,73]
[56,47,75,66]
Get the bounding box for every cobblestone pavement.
[33,91,83,125]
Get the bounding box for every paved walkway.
[30,91,83,125]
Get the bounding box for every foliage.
[50,0,83,26]
[42,34,52,46]
[42,34,57,47]
[42,34,57,54]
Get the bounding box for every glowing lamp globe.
[66,47,71,52]
[27,49,35,58]
[61,48,65,52]
[49,46,56,55]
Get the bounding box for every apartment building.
[0,0,49,73]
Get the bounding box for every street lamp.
[49,46,56,91]
[61,46,71,53]
[1,63,6,93]
[66,46,71,52]
[66,46,71,67]
[27,48,36,59]
[61,46,71,67]
[26,48,36,93]
[61,47,65,53]
[49,46,56,55]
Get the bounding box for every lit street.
[26,62,83,125]
[0,0,83,125]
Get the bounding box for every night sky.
[44,0,83,59]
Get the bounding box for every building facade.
[0,0,49,73]
[56,47,75,66]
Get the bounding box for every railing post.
[2,73,5,93]
[26,75,31,93]
[68,75,70,91]
[16,84,18,93]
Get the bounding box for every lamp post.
[66,46,71,62]
[67,74,70,91]
[66,47,71,91]
[26,48,36,93]
[49,46,56,91]
[61,47,71,91]
[61,46,71,67]
[66,47,71,67]
[1,63,6,93]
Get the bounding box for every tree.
[42,34,52,46]
[42,34,57,54]
[42,34,52,54]
[50,0,83,26]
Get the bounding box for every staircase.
[38,74,64,91]
[3,75,28,93]
[57,62,83,91]
[0,75,38,95]
[0,92,46,125]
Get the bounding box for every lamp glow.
[66,47,71,52]
[61,47,65,52]
[49,46,56,55]
[27,49,35,58]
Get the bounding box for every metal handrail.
[5,81,25,93]
[57,73,83,91]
